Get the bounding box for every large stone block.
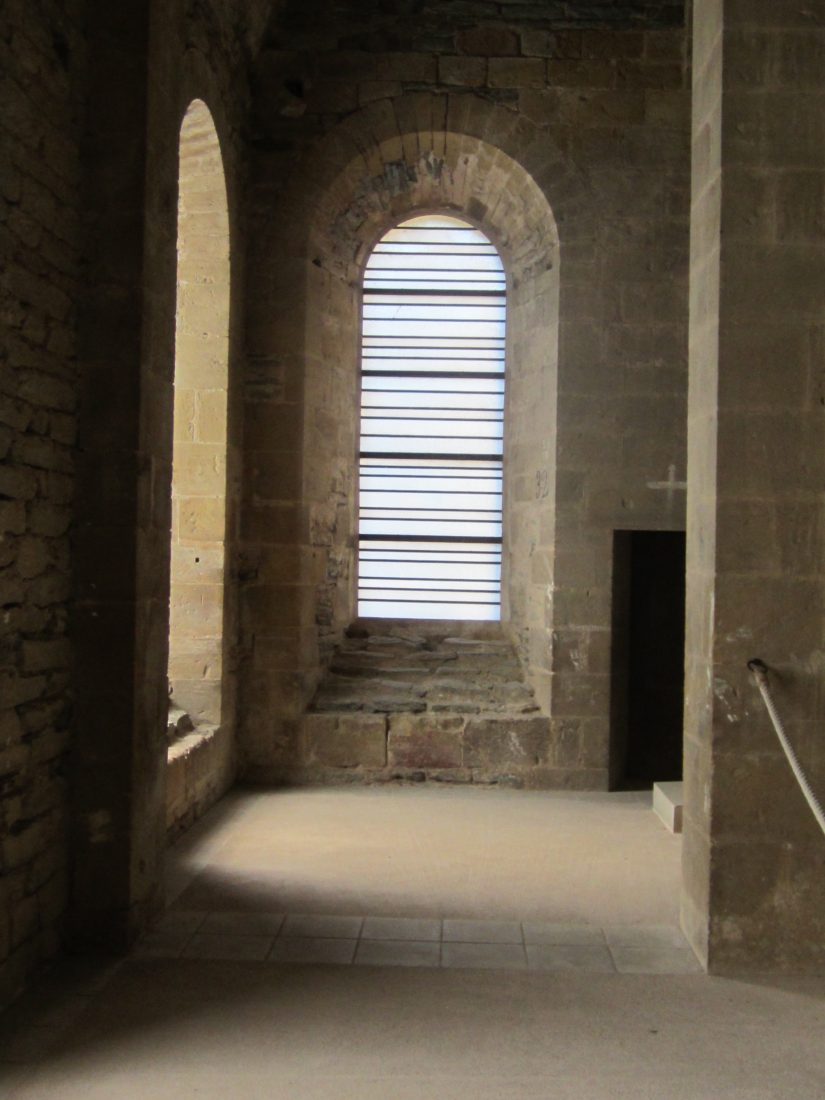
[388,714,463,769]
[438,56,486,86]
[463,716,551,768]
[488,58,545,88]
[303,713,387,768]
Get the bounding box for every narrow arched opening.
[358,214,506,621]
[166,99,231,828]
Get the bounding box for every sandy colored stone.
[388,714,464,769]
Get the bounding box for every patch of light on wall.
[357,214,506,621]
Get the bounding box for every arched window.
[168,100,229,730]
[357,214,506,621]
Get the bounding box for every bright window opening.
[357,214,506,620]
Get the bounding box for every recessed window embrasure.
[357,214,506,620]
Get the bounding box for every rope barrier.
[747,659,825,839]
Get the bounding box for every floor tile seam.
[160,913,693,954]
[126,944,689,973]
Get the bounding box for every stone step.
[302,711,554,782]
[311,674,539,716]
[307,626,545,773]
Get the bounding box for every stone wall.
[0,0,87,1007]
[685,0,825,972]
[239,0,692,786]
[2,0,250,1003]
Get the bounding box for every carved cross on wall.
[647,464,687,508]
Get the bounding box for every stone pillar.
[71,0,172,948]
[685,0,825,971]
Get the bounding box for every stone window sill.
[167,724,219,764]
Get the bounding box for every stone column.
[71,0,175,948]
[685,0,825,971]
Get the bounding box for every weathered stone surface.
[388,714,464,769]
[463,717,551,768]
[1,0,86,1007]
[310,631,543,722]
[303,713,387,767]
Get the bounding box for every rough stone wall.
[685,0,825,972]
[0,0,249,1001]
[0,0,87,1007]
[239,0,692,786]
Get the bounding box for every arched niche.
[168,99,230,737]
[240,108,565,774]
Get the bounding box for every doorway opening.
[610,530,686,789]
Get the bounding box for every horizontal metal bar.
[356,596,501,606]
[361,370,504,378]
[360,452,503,462]
[360,534,502,544]
[365,288,505,298]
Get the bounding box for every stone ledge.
[166,724,234,841]
[167,723,219,764]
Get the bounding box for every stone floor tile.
[0,1024,63,1064]
[361,916,441,941]
[47,956,124,996]
[152,910,207,935]
[442,919,523,944]
[281,914,363,939]
[200,911,285,936]
[132,928,194,959]
[610,945,703,975]
[268,938,357,965]
[441,942,527,970]
[522,922,606,946]
[11,992,91,1031]
[526,945,615,972]
[182,933,274,961]
[0,1064,31,1098]
[355,939,441,968]
[603,924,689,950]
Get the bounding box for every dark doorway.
[610,530,685,789]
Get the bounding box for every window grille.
[358,214,506,620]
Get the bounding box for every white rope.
[748,660,825,839]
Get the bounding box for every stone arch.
[240,94,590,774]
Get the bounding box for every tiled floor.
[135,910,702,974]
[2,789,825,1099]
